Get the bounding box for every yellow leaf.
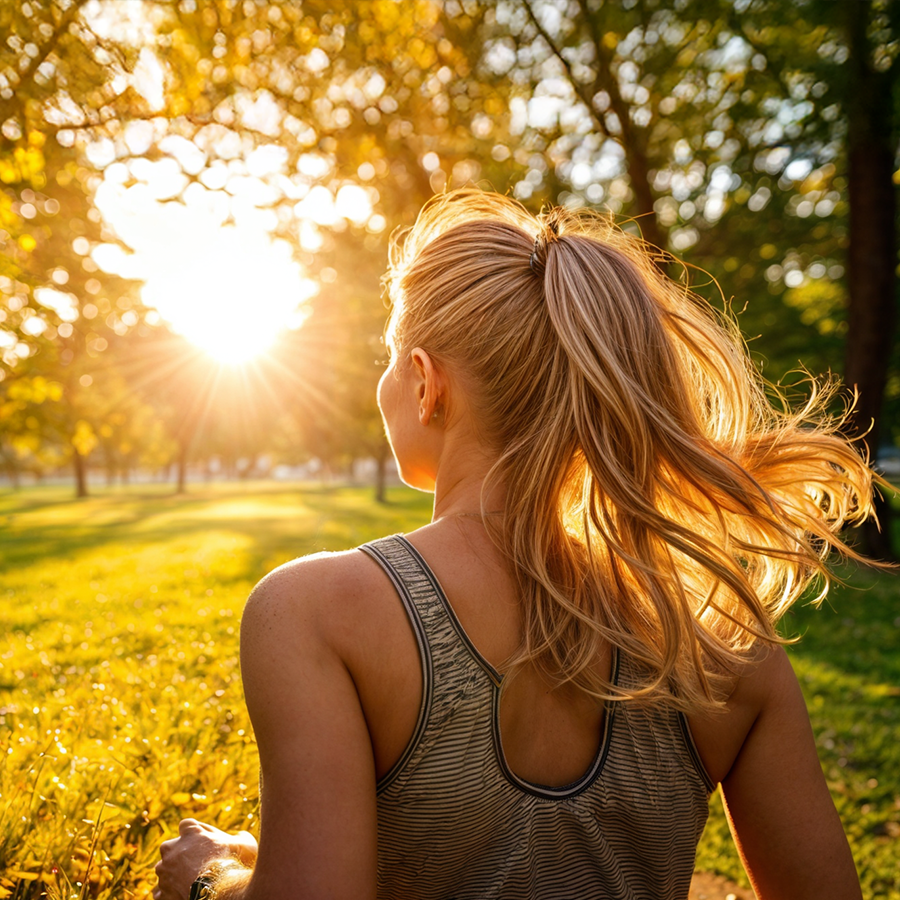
[171,792,191,805]
[0,160,18,183]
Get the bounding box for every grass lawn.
[0,482,897,898]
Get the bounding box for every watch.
[189,875,216,900]
[189,857,246,900]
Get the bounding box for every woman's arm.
[719,647,862,900]
[236,559,378,899]
[156,558,379,900]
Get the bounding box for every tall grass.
[0,483,897,898]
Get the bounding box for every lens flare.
[139,227,313,364]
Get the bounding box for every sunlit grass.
[0,483,432,899]
[1,484,897,898]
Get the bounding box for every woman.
[154,190,877,900]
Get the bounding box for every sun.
[140,226,313,365]
[182,307,283,365]
[93,165,321,364]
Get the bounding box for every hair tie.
[529,234,544,275]
[529,217,561,276]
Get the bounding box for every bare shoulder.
[728,643,799,712]
[247,548,384,606]
[241,547,389,646]
[235,548,382,899]
[687,644,801,787]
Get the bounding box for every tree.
[2,0,531,496]
[1,0,160,495]
[842,1,898,558]
[4,0,895,533]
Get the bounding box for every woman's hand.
[153,818,258,900]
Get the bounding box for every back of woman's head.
[385,189,877,711]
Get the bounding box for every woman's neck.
[430,441,505,523]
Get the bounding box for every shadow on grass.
[1,482,433,580]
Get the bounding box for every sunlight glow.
[141,228,312,364]
[95,167,317,365]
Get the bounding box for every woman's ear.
[409,348,445,426]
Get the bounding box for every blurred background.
[1,0,898,556]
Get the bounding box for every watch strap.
[189,875,215,900]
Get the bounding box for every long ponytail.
[386,189,879,711]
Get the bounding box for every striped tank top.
[361,535,714,900]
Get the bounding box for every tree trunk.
[174,401,204,493]
[237,455,257,480]
[73,448,88,498]
[1,450,21,489]
[844,2,898,560]
[624,151,666,252]
[176,440,189,494]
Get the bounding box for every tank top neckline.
[374,534,621,800]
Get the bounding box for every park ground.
[0,482,898,899]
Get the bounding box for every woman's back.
[257,518,612,791]
[362,530,711,899]
[292,510,751,791]
[351,518,612,788]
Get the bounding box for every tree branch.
[572,0,664,246]
[575,0,643,152]
[520,0,611,140]
[0,0,93,123]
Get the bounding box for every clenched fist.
[153,819,257,900]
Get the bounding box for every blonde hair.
[385,189,878,712]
